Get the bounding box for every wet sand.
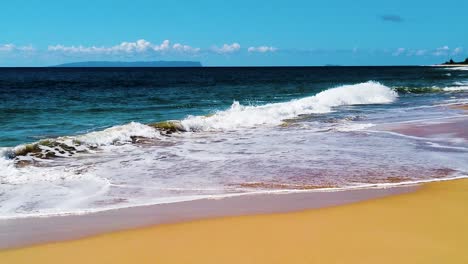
[1,179,467,264]
[380,115,468,141]
[0,186,413,249]
[451,104,468,111]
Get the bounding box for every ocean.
[1,66,467,218]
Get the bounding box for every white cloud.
[0,44,15,52]
[433,46,450,56]
[48,39,199,55]
[172,43,200,53]
[212,43,241,54]
[452,47,463,55]
[392,48,406,56]
[118,39,153,52]
[415,49,427,56]
[390,47,460,57]
[48,45,105,53]
[248,46,277,53]
[155,40,170,52]
[0,44,35,52]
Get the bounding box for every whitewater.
[180,81,397,131]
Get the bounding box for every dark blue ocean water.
[1,66,466,147]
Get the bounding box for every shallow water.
[0,66,467,218]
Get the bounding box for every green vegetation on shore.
[442,58,468,65]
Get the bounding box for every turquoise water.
[0,66,467,218]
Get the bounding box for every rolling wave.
[5,122,162,161]
[180,81,397,131]
[442,86,468,92]
[3,81,397,161]
[394,86,468,93]
[1,79,466,218]
[8,80,467,162]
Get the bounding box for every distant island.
[52,61,202,67]
[441,58,468,65]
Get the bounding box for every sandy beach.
[1,103,467,263]
[1,178,467,264]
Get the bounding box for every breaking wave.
[5,122,163,161]
[394,86,468,93]
[180,81,397,131]
[4,81,397,161]
[448,66,468,71]
[442,86,468,92]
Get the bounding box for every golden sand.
[1,179,468,264]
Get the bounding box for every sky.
[0,0,467,66]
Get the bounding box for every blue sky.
[1,0,467,66]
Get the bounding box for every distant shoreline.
[438,58,468,66]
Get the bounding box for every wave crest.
[181,81,397,131]
[8,122,162,161]
[394,86,468,93]
[442,86,468,92]
[5,82,397,161]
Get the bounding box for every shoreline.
[1,175,453,221]
[1,178,467,263]
[1,103,467,251]
[0,183,417,249]
[3,105,467,221]
[1,97,466,262]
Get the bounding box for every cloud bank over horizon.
[391,46,465,57]
[0,39,467,66]
[0,44,35,52]
[47,40,202,55]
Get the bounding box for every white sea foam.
[181,81,397,131]
[443,86,468,92]
[334,123,375,132]
[73,121,161,146]
[2,173,466,220]
[0,148,101,185]
[0,145,112,216]
[449,67,468,71]
[437,66,468,71]
[9,121,163,160]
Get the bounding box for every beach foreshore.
[1,178,467,264]
[0,185,415,249]
[1,103,467,263]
